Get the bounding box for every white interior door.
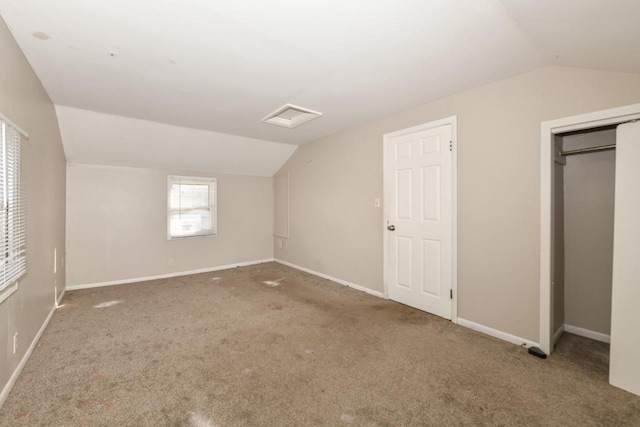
[385,123,453,319]
[610,121,640,396]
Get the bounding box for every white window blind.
[0,119,26,292]
[167,176,216,239]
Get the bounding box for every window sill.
[0,282,18,306]
[167,233,217,241]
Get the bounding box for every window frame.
[167,175,217,240]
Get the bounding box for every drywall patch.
[32,31,50,40]
[93,300,122,308]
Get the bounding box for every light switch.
[374,198,381,208]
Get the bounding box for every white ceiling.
[499,0,640,73]
[1,0,639,174]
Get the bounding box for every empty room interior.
[1,1,640,425]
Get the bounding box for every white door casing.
[384,119,456,320]
[609,121,640,396]
[539,103,640,356]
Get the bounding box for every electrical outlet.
[13,332,18,354]
[168,258,175,266]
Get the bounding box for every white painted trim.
[458,317,539,349]
[382,116,458,322]
[0,289,65,409]
[0,283,18,305]
[539,103,640,356]
[554,324,565,346]
[57,287,66,305]
[382,131,392,300]
[66,259,274,291]
[450,117,458,324]
[274,258,384,298]
[0,111,28,138]
[564,324,611,344]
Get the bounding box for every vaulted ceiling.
[1,0,639,175]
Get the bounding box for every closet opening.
[552,125,616,373]
[541,103,640,395]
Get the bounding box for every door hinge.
[450,289,453,299]
[449,140,452,152]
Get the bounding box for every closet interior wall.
[557,128,616,339]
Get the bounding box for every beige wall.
[274,66,640,342]
[66,164,273,286]
[0,18,66,398]
[562,129,616,335]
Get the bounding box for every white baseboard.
[66,258,275,291]
[0,288,66,409]
[457,317,540,349]
[564,324,610,344]
[56,288,66,306]
[554,324,565,345]
[274,258,384,299]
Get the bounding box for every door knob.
[387,225,396,231]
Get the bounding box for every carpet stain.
[15,411,27,419]
[340,413,356,424]
[262,278,285,287]
[188,411,218,427]
[93,300,122,308]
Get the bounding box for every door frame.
[383,116,458,323]
[539,103,640,355]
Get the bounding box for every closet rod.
[559,144,616,157]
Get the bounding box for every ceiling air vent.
[262,104,322,129]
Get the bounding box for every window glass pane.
[170,209,212,236]
[168,176,216,239]
[170,183,209,209]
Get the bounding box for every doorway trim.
[539,103,640,355]
[382,116,458,323]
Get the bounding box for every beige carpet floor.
[0,262,638,426]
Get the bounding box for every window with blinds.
[167,176,216,239]
[0,118,26,293]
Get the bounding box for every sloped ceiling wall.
[56,106,297,177]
